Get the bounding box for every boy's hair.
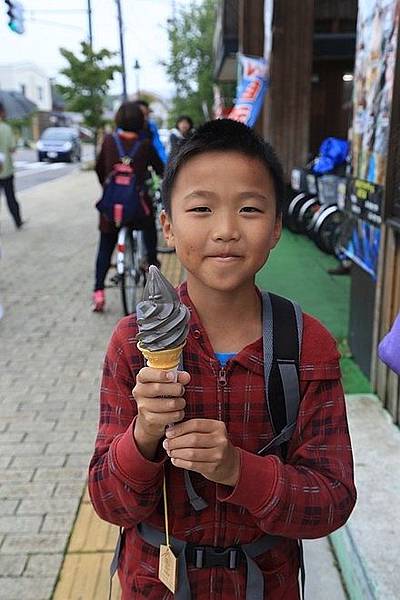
[114,101,144,133]
[162,119,285,215]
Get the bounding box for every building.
[214,0,400,423]
[0,62,52,112]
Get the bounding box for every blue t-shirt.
[215,352,236,366]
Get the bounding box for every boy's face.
[161,151,281,295]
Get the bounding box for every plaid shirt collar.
[177,282,264,376]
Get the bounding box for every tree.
[165,0,216,126]
[57,42,121,153]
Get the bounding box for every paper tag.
[159,544,178,594]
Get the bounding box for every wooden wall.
[374,225,400,424]
[263,0,314,178]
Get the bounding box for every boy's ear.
[160,210,175,248]
[271,214,282,248]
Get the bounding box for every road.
[13,145,94,192]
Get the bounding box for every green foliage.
[57,41,121,135]
[165,0,216,127]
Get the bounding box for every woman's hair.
[115,101,145,133]
[162,119,285,216]
[176,115,193,130]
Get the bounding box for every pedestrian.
[92,101,164,312]
[169,114,194,153]
[0,102,24,229]
[89,119,356,598]
[136,99,168,165]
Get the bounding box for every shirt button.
[193,329,201,339]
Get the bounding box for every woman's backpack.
[96,132,151,227]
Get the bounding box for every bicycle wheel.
[286,193,314,233]
[121,232,147,315]
[313,206,346,254]
[296,197,320,234]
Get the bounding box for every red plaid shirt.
[89,283,356,599]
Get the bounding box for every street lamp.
[133,59,141,98]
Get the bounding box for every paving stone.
[41,514,74,533]
[0,553,27,576]
[0,442,45,457]
[64,454,92,468]
[24,553,64,577]
[0,469,34,483]
[0,515,42,534]
[0,456,12,469]
[11,454,66,469]
[53,481,86,498]
[0,499,19,515]
[0,576,55,600]
[7,420,56,432]
[45,441,93,455]
[33,467,86,482]
[0,482,55,499]
[1,532,67,554]
[0,431,25,443]
[18,496,79,516]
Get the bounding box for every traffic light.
[5,0,25,35]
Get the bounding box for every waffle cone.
[137,341,185,370]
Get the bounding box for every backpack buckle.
[187,544,241,569]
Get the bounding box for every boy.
[89,119,356,599]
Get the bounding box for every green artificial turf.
[256,229,372,394]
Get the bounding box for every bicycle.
[116,226,147,316]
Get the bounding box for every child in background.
[89,119,356,599]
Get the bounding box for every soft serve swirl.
[136,266,190,351]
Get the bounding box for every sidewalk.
[0,170,121,599]
[0,171,392,599]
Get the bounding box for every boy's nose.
[211,215,240,242]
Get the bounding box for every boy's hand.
[132,367,190,442]
[163,419,240,487]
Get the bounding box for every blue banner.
[229,55,269,127]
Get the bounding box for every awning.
[0,90,37,120]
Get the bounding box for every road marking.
[15,163,70,178]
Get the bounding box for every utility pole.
[115,0,127,100]
[87,0,93,48]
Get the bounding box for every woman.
[93,101,164,312]
[169,115,194,154]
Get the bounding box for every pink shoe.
[92,290,105,312]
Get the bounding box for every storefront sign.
[342,220,381,280]
[346,178,384,226]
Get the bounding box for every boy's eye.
[240,206,263,213]
[187,206,211,213]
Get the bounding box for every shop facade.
[214,0,400,423]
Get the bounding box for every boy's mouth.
[208,254,242,261]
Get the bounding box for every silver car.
[37,127,81,163]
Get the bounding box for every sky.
[0,0,179,99]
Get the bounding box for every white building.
[0,62,52,111]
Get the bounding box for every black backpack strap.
[258,291,303,459]
[112,131,142,161]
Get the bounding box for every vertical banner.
[228,55,269,127]
[343,0,400,279]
